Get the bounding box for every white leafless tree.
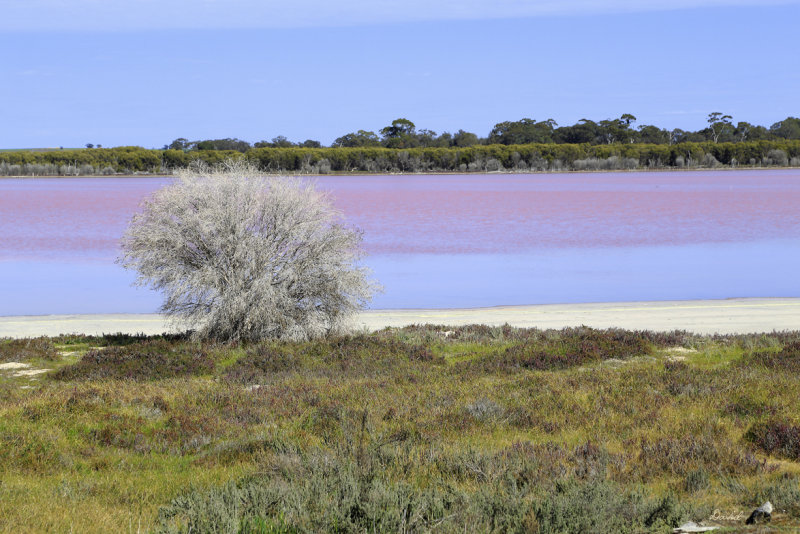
[118,161,377,342]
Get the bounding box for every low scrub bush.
[723,396,777,419]
[746,419,800,461]
[638,435,766,478]
[534,480,689,533]
[750,473,800,516]
[462,327,653,373]
[224,335,442,384]
[51,340,214,380]
[744,341,800,372]
[0,337,60,362]
[155,442,691,533]
[660,360,716,398]
[683,468,710,493]
[156,444,465,533]
[384,324,692,349]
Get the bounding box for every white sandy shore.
[1,298,798,338]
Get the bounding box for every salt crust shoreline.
[1,298,798,338]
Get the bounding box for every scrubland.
[1,326,800,532]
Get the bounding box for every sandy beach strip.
[1,298,798,338]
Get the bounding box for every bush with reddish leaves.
[52,340,215,381]
[0,337,60,362]
[745,341,800,373]
[746,419,800,461]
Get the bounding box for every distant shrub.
[389,324,691,349]
[572,156,638,171]
[765,149,789,166]
[52,340,214,380]
[702,153,721,167]
[0,337,60,362]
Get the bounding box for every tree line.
[162,114,800,152]
[1,114,800,175]
[1,139,798,176]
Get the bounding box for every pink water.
[1,170,799,313]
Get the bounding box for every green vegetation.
[1,140,799,176]
[2,115,800,176]
[2,326,800,532]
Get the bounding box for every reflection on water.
[1,170,799,314]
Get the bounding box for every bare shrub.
[765,149,789,166]
[315,158,332,174]
[465,398,504,422]
[79,164,95,175]
[484,157,503,172]
[0,162,21,176]
[118,161,376,342]
[702,153,720,168]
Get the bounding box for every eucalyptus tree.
[488,118,556,145]
[707,112,733,143]
[380,118,419,148]
[118,161,376,342]
[332,130,381,147]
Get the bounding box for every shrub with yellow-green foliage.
[1,139,799,176]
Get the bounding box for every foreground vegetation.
[2,327,800,532]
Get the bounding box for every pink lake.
[1,170,799,313]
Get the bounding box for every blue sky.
[2,0,799,148]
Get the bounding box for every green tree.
[332,130,381,148]
[770,117,800,139]
[707,112,733,143]
[488,118,556,144]
[554,119,599,144]
[637,125,670,144]
[167,138,190,151]
[380,118,416,139]
[452,129,480,147]
[270,136,294,148]
[380,118,419,148]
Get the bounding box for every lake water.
[1,170,799,315]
